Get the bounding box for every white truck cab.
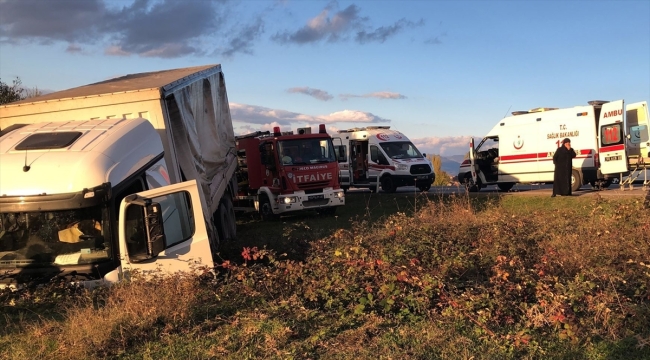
[331,126,434,193]
[0,119,214,286]
[0,65,237,287]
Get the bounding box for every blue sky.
[1,0,648,156]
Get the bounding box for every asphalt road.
[346,182,650,198]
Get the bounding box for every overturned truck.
[0,65,238,287]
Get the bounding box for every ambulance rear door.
[598,100,628,175]
[625,101,649,159]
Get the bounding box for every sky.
[1,0,649,157]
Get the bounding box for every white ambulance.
[331,126,435,193]
[457,100,649,192]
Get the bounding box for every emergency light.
[273,126,281,136]
[319,124,326,134]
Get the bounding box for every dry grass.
[1,193,649,359]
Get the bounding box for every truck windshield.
[379,141,423,159]
[0,205,111,267]
[278,138,336,165]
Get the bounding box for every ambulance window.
[600,124,623,146]
[370,145,388,165]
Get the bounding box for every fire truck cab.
[234,124,345,219]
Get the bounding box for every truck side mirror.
[124,195,166,262]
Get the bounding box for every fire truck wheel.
[216,196,237,242]
[259,195,277,221]
[463,174,480,192]
[571,169,582,192]
[381,176,397,193]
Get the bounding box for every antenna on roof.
[503,105,512,118]
[23,150,30,172]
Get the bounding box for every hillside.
[440,155,464,175]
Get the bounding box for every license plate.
[605,155,622,161]
[417,175,428,180]
[308,195,324,201]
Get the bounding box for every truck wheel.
[464,174,480,192]
[571,169,582,192]
[497,182,514,192]
[381,176,397,193]
[216,196,236,242]
[259,195,277,221]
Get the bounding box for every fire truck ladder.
[620,155,649,191]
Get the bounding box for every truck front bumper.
[277,189,345,213]
[391,173,435,187]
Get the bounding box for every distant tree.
[427,154,452,186]
[24,86,43,99]
[0,77,25,104]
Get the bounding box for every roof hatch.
[15,131,83,150]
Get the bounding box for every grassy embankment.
[1,190,649,359]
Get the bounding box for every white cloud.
[287,87,334,101]
[230,103,391,127]
[104,45,130,57]
[320,109,389,123]
[412,135,482,156]
[339,91,406,101]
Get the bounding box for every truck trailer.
[0,65,238,287]
[458,100,649,192]
[331,126,434,193]
[234,124,344,219]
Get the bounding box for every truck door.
[469,138,477,183]
[118,180,213,275]
[625,101,649,159]
[598,100,628,175]
[332,138,350,186]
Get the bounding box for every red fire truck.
[234,124,345,219]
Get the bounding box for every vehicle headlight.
[335,191,345,198]
[396,164,408,171]
[282,196,297,204]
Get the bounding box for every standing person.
[551,138,577,197]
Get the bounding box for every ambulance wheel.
[497,182,514,192]
[571,169,582,192]
[259,195,277,221]
[464,174,480,192]
[418,184,431,192]
[381,176,397,193]
[216,196,237,242]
